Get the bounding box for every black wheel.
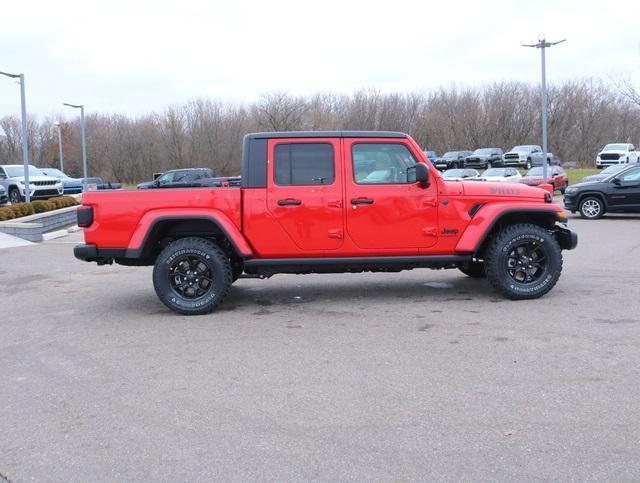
[458,261,486,278]
[578,196,604,220]
[9,188,21,204]
[485,223,563,300]
[153,237,232,315]
[526,158,532,169]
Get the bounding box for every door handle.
[278,199,302,206]
[351,198,374,205]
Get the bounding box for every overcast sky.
[1,0,639,119]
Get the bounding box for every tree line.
[0,78,639,183]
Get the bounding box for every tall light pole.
[64,103,87,190]
[53,121,64,172]
[522,35,566,184]
[1,71,31,202]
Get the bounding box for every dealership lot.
[1,213,640,481]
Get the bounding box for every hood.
[469,154,489,159]
[567,180,605,190]
[15,175,61,184]
[599,149,627,154]
[461,180,546,200]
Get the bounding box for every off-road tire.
[485,223,563,300]
[578,196,605,219]
[9,188,22,204]
[458,261,486,278]
[153,237,232,315]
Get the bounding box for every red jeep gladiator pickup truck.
[75,131,577,315]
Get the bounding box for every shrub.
[32,200,48,213]
[0,196,79,222]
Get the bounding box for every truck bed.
[82,187,242,249]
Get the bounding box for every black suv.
[434,151,472,170]
[564,165,640,219]
[464,148,503,169]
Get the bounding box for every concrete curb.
[0,206,78,242]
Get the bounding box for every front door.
[266,138,344,250]
[344,139,438,250]
[607,166,640,208]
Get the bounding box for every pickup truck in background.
[596,143,639,168]
[74,131,577,315]
[84,177,122,191]
[501,145,545,169]
[138,168,215,189]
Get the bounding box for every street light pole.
[522,35,566,184]
[63,103,87,191]
[54,121,64,172]
[1,71,31,202]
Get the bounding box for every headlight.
[565,186,577,194]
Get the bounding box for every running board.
[243,255,470,276]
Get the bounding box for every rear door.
[266,138,344,250]
[344,139,438,250]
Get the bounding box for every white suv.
[0,165,64,204]
[596,143,639,168]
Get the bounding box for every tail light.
[77,205,94,227]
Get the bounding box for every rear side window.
[274,143,335,186]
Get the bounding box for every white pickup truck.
[596,143,639,168]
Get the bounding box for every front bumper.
[554,226,578,250]
[563,194,577,211]
[20,186,64,198]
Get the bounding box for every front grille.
[33,180,58,186]
[504,154,520,160]
[33,189,60,196]
[600,153,621,161]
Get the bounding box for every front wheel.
[8,188,22,204]
[486,161,492,169]
[579,197,605,219]
[526,159,532,169]
[485,223,563,300]
[153,237,232,315]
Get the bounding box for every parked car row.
[440,166,569,193]
[425,145,560,170]
[0,164,121,204]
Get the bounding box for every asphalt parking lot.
[2,212,640,481]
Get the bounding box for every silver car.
[0,165,63,204]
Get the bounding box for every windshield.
[443,169,465,178]
[603,144,628,151]
[4,165,44,177]
[526,167,544,176]
[601,164,627,175]
[41,168,66,177]
[483,168,507,176]
[442,152,458,159]
[511,146,531,153]
[473,148,493,155]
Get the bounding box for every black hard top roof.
[245,131,407,140]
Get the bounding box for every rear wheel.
[458,261,486,278]
[485,223,563,300]
[153,237,232,315]
[578,197,604,219]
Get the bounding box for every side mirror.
[415,163,430,188]
[612,177,622,186]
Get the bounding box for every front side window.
[274,143,334,186]
[353,143,418,185]
[618,168,640,182]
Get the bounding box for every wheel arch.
[576,191,607,209]
[457,207,564,258]
[126,213,253,263]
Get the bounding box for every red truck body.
[75,131,577,314]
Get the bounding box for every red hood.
[452,180,548,201]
